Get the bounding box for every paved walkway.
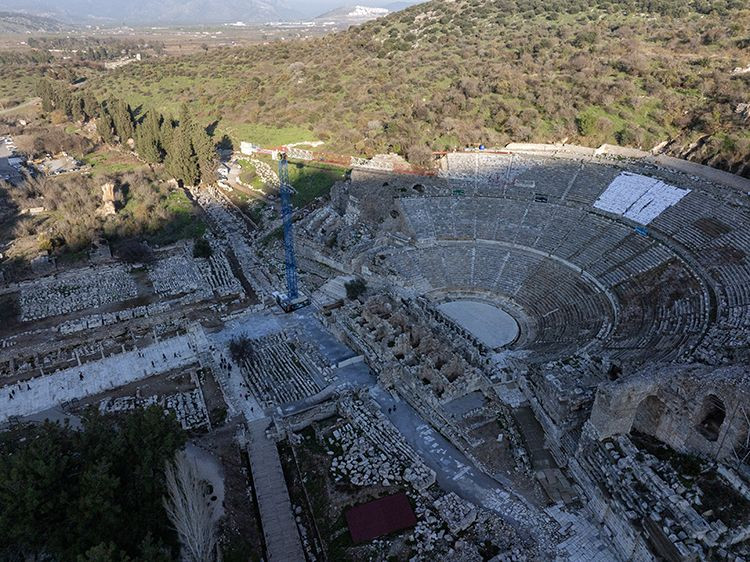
[246,417,305,562]
[0,334,197,424]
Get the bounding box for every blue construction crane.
[274,153,309,312]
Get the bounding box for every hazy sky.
[3,0,424,22]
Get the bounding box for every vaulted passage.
[696,394,726,442]
[631,395,667,436]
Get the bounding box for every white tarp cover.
[594,172,689,224]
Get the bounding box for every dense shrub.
[345,278,367,300]
[0,407,184,561]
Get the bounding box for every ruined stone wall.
[519,356,613,463]
[567,454,656,561]
[589,364,750,463]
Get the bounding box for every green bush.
[345,278,367,300]
[575,112,597,137]
[193,236,212,258]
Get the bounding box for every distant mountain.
[0,0,289,26]
[0,11,69,33]
[315,5,390,22]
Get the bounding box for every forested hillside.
[0,12,67,33]
[86,0,750,174]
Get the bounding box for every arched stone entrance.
[631,395,667,436]
[696,393,726,442]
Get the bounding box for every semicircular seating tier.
[372,183,741,362]
[430,154,750,363]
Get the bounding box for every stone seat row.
[240,339,321,407]
[381,243,611,354]
[380,239,707,361]
[399,197,666,281]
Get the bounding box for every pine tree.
[135,111,164,163]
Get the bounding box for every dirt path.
[0,97,40,116]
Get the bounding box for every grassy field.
[286,160,348,208]
[149,190,206,245]
[225,123,315,148]
[81,148,147,176]
[0,51,103,110]
[0,67,42,109]
[250,154,348,207]
[236,159,267,191]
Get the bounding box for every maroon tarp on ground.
[345,492,417,544]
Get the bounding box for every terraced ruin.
[291,146,750,560]
[2,143,750,560]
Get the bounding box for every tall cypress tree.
[165,124,199,186]
[135,111,164,163]
[192,126,216,184]
[81,93,99,121]
[71,95,85,122]
[160,118,175,157]
[108,98,134,142]
[50,82,73,118]
[177,104,215,184]
[37,79,54,112]
[97,106,115,145]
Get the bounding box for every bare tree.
[228,334,255,364]
[163,451,218,562]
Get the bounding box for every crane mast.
[279,154,299,300]
[274,153,308,312]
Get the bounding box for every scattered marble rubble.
[329,422,404,487]
[99,387,209,430]
[58,301,173,334]
[308,392,548,559]
[194,234,245,297]
[149,254,210,297]
[248,158,279,189]
[19,265,138,321]
[433,492,477,533]
[337,392,435,491]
